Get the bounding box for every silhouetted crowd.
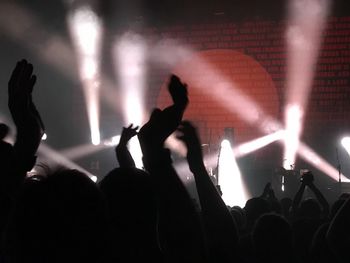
[0,59,349,263]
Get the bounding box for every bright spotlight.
[114,33,147,168]
[283,104,303,169]
[341,137,350,157]
[218,139,248,207]
[114,32,146,126]
[221,139,230,148]
[90,175,98,183]
[129,137,143,169]
[41,133,47,141]
[68,5,103,146]
[283,0,330,169]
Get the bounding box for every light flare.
[283,105,303,169]
[234,130,285,158]
[218,139,249,207]
[341,137,350,158]
[38,144,97,182]
[283,0,330,168]
[68,6,103,145]
[113,32,147,168]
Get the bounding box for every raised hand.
[8,59,44,133]
[119,124,139,145]
[300,171,314,186]
[137,78,208,262]
[8,60,34,125]
[168,74,188,108]
[138,75,188,155]
[177,121,204,172]
[116,124,138,168]
[8,59,44,172]
[178,120,240,260]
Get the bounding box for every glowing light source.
[283,0,330,168]
[41,133,47,141]
[68,5,103,146]
[113,33,147,168]
[341,137,350,157]
[90,175,98,183]
[218,139,248,207]
[283,105,303,169]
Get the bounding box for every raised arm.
[291,176,307,216]
[177,121,238,262]
[307,180,329,218]
[6,60,44,192]
[138,75,208,262]
[115,124,138,168]
[291,171,329,219]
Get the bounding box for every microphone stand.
[336,148,342,195]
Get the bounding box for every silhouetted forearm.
[142,148,208,263]
[309,183,329,218]
[291,183,306,216]
[191,161,239,262]
[116,144,135,168]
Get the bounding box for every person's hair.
[252,213,294,262]
[299,198,321,219]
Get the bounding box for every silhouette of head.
[299,198,321,219]
[99,167,158,261]
[281,197,292,216]
[6,168,108,263]
[230,206,246,232]
[100,167,157,231]
[244,197,271,229]
[252,213,294,263]
[330,198,345,219]
[0,123,9,140]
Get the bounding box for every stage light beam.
[233,130,285,158]
[114,33,147,168]
[283,0,330,168]
[38,143,97,182]
[283,105,303,169]
[68,6,103,145]
[218,139,248,207]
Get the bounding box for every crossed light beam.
[162,48,348,183]
[0,115,97,182]
[283,0,331,169]
[0,0,347,186]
